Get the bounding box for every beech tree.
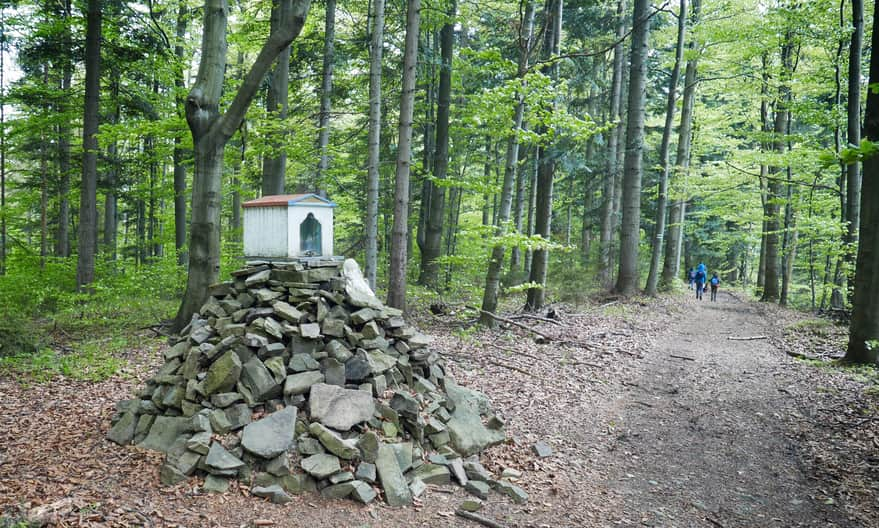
[845,0,879,364]
[387,0,421,310]
[614,0,651,295]
[364,0,386,290]
[173,0,312,330]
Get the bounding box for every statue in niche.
[300,213,322,256]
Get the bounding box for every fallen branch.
[509,313,562,326]
[455,509,509,528]
[670,354,696,361]
[466,306,557,342]
[727,335,767,341]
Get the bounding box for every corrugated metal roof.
[242,193,337,208]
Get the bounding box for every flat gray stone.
[465,479,491,499]
[309,383,375,431]
[322,358,346,386]
[137,416,191,454]
[308,422,359,459]
[205,442,245,471]
[225,403,253,430]
[376,443,412,507]
[300,453,341,479]
[410,463,450,485]
[447,406,505,456]
[252,484,292,504]
[350,480,377,504]
[355,462,377,483]
[271,300,304,323]
[493,480,528,503]
[203,474,230,493]
[289,353,320,372]
[321,481,356,499]
[107,411,137,445]
[300,323,321,339]
[533,440,553,458]
[240,357,281,402]
[241,407,298,459]
[284,371,325,395]
[210,392,242,408]
[202,351,242,396]
[357,431,380,463]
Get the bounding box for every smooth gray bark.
[660,0,700,288]
[614,0,651,295]
[174,0,312,331]
[846,0,879,364]
[599,0,627,287]
[845,0,863,295]
[315,0,336,188]
[173,2,189,265]
[387,0,421,310]
[480,0,535,326]
[262,0,293,196]
[365,0,385,290]
[418,0,456,289]
[645,0,686,295]
[76,0,101,291]
[525,0,563,311]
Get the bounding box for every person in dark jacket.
[694,269,706,300]
[709,273,720,301]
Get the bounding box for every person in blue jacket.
[688,268,696,289]
[694,268,706,300]
[709,273,720,301]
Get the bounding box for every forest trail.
[1,291,875,528]
[605,291,853,527]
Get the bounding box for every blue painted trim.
[287,193,338,207]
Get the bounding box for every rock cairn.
[108,259,525,506]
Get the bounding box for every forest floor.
[1,289,878,527]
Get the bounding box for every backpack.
[695,271,706,282]
[711,277,719,285]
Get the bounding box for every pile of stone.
[107,259,526,506]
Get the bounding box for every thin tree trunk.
[0,7,5,275]
[387,0,420,310]
[174,2,189,264]
[315,0,336,188]
[262,0,293,195]
[525,0,563,311]
[614,0,651,295]
[419,0,456,289]
[524,156,538,276]
[762,35,794,303]
[599,0,627,287]
[845,0,863,300]
[646,0,686,295]
[661,0,700,288]
[480,0,535,325]
[57,62,72,258]
[416,31,436,255]
[510,143,529,272]
[174,0,312,331]
[365,0,385,290]
[76,0,101,290]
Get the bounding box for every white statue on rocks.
[342,259,384,310]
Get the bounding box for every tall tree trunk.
[174,2,189,265]
[614,0,651,295]
[762,35,794,303]
[418,0,456,289]
[262,0,293,195]
[524,156,538,276]
[76,0,101,291]
[387,0,420,310]
[661,0,700,288]
[103,78,119,260]
[599,0,627,287]
[57,56,72,258]
[416,31,437,255]
[174,0,312,331]
[845,0,863,299]
[646,0,686,295]
[315,0,335,189]
[845,0,879,364]
[365,0,385,290]
[525,0,563,311]
[510,143,530,273]
[0,7,5,275]
[480,0,535,325]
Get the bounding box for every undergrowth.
[0,253,182,383]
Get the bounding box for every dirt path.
[1,291,874,527]
[604,290,854,527]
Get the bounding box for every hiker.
[694,268,706,300]
[688,268,696,289]
[709,273,720,302]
